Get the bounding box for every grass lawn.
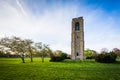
[0,58,120,80]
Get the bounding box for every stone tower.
[71,17,84,60]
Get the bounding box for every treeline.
[1,36,120,63]
[85,48,120,59]
[84,48,120,63]
[0,36,69,63]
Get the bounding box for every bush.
[50,56,63,62]
[86,56,93,59]
[85,49,97,59]
[95,52,117,63]
[50,53,67,62]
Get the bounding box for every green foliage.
[50,56,63,62]
[113,48,120,58]
[0,36,35,63]
[85,49,97,59]
[50,50,67,62]
[35,42,51,62]
[0,58,120,80]
[0,51,6,57]
[95,52,117,63]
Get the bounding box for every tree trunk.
[29,48,33,62]
[29,46,33,62]
[21,53,25,63]
[30,53,33,62]
[21,57,25,63]
[42,53,44,63]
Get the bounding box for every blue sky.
[0,0,120,53]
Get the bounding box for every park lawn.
[0,58,120,80]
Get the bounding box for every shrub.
[50,52,67,62]
[50,56,63,62]
[85,49,97,59]
[95,52,117,63]
[86,56,93,59]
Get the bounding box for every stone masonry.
[71,17,84,60]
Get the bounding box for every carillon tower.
[71,17,84,60]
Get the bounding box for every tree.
[101,48,109,53]
[112,48,120,58]
[12,37,27,63]
[84,49,97,59]
[0,36,32,63]
[0,45,11,57]
[35,42,50,62]
[24,39,34,62]
[0,37,14,58]
[0,37,12,49]
[95,51,117,63]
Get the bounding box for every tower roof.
[72,16,83,21]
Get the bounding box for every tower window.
[77,52,79,56]
[77,36,79,38]
[75,22,79,31]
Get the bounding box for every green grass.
[0,58,120,80]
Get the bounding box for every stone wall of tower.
[71,17,84,60]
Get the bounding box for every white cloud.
[0,0,78,53]
[84,9,120,52]
[0,0,120,53]
[16,0,27,16]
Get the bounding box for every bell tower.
[71,17,84,60]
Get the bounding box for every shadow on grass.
[62,59,96,63]
[115,61,120,64]
[62,59,120,64]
